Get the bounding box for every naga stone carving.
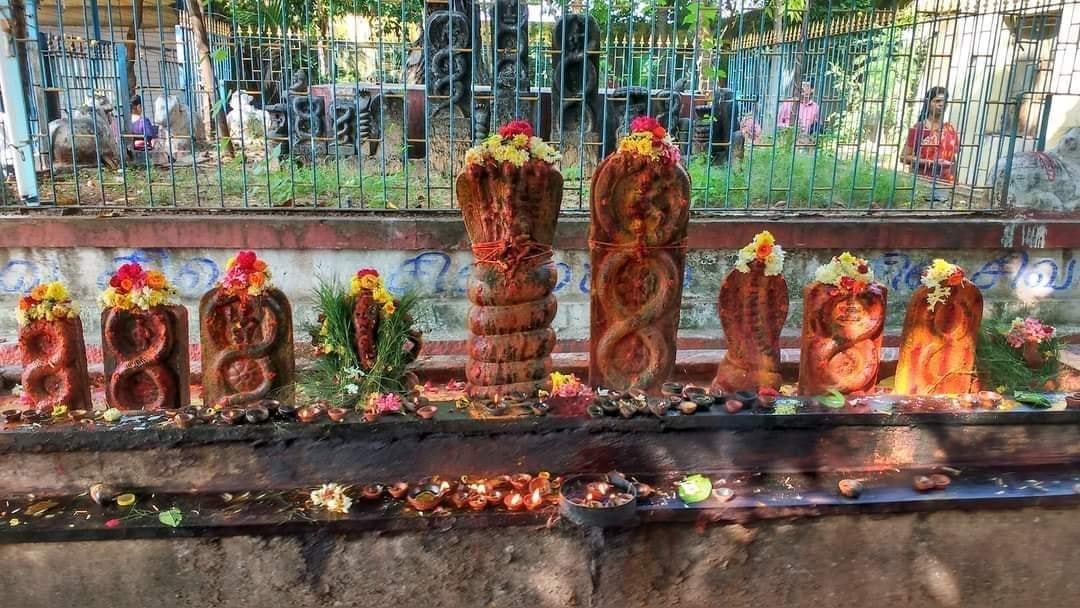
[711,232,788,393]
[552,12,601,174]
[604,85,684,154]
[490,0,530,126]
[425,0,483,175]
[329,99,358,155]
[288,71,327,157]
[894,261,983,395]
[351,269,423,373]
[201,280,294,409]
[457,121,562,399]
[588,117,689,393]
[102,306,190,410]
[798,253,887,395]
[19,317,92,411]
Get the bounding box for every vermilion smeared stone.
[712,261,788,393]
[19,317,92,411]
[200,288,294,409]
[894,283,983,395]
[102,305,190,410]
[798,282,887,395]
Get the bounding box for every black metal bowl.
[559,473,639,528]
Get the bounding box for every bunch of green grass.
[296,276,419,409]
[975,311,1062,391]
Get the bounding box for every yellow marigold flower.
[44,282,68,301]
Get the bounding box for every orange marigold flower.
[120,278,134,292]
[30,285,47,301]
[254,260,268,272]
[755,242,773,259]
[146,271,166,289]
[249,272,266,287]
[18,297,32,310]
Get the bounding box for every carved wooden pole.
[894,260,983,394]
[589,117,689,393]
[798,253,887,395]
[457,121,562,399]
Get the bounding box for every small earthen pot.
[467,495,488,511]
[510,474,533,492]
[407,484,445,512]
[297,407,320,423]
[416,405,438,420]
[388,482,409,499]
[174,412,195,429]
[913,475,935,492]
[600,399,620,416]
[678,400,698,415]
[661,382,684,397]
[360,484,384,500]
[724,399,744,414]
[245,405,270,424]
[449,490,471,509]
[20,410,41,423]
[838,479,864,498]
[734,390,758,410]
[682,385,706,400]
[67,409,89,422]
[1066,393,1080,410]
[2,409,21,423]
[586,404,604,418]
[977,391,1002,409]
[327,407,349,423]
[503,493,526,511]
[199,408,218,423]
[930,474,951,490]
[277,404,298,420]
[221,408,244,425]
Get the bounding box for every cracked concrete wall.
[1,507,1077,608]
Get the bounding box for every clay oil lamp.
[510,473,533,492]
[482,398,508,417]
[1066,392,1080,410]
[486,475,512,493]
[734,390,758,410]
[174,412,195,429]
[528,476,552,497]
[524,488,545,511]
[600,399,620,416]
[360,484,384,500]
[691,394,715,410]
[416,404,438,420]
[913,475,935,492]
[297,407,320,423]
[650,399,671,418]
[757,388,779,411]
[2,408,21,423]
[68,409,89,422]
[529,401,550,417]
[245,405,270,424]
[199,407,218,423]
[682,385,706,400]
[388,482,409,499]
[20,409,41,424]
[503,492,525,511]
[407,483,447,512]
[724,399,744,414]
[838,479,864,499]
[327,407,349,423]
[586,404,604,418]
[486,488,507,505]
[618,400,637,419]
[276,403,298,420]
[467,494,488,511]
[89,483,118,506]
[221,408,244,425]
[634,482,655,499]
[977,391,1003,409]
[661,382,684,397]
[678,400,698,416]
[449,488,471,509]
[930,474,951,490]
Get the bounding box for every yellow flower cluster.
[618,132,672,160]
[101,284,177,312]
[734,230,785,276]
[350,272,395,316]
[16,281,80,326]
[814,251,875,289]
[464,133,560,168]
[920,259,966,311]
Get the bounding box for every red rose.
[630,115,663,135]
[498,120,534,139]
[652,126,668,139]
[857,263,869,274]
[236,251,257,269]
[356,268,380,279]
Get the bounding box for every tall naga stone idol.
[100,263,190,410]
[799,252,887,395]
[894,259,983,394]
[16,281,92,411]
[712,231,789,393]
[589,116,690,393]
[201,251,294,409]
[457,120,563,399]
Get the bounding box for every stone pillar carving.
[588,119,689,393]
[201,289,294,409]
[102,306,190,410]
[458,121,562,399]
[798,255,887,395]
[288,72,327,159]
[711,232,788,394]
[552,12,601,176]
[19,317,92,411]
[425,0,484,175]
[490,0,530,126]
[895,262,983,394]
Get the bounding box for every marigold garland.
[16,281,79,326]
[920,259,967,311]
[464,120,560,167]
[617,116,680,164]
[219,250,273,298]
[813,252,876,293]
[734,230,785,276]
[100,263,177,312]
[349,268,395,316]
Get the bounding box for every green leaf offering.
[158,507,183,528]
[820,389,847,409]
[1012,390,1051,409]
[677,474,713,504]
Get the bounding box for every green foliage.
[687,127,928,209]
[976,311,1062,391]
[297,276,419,409]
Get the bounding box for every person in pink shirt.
[777,79,820,137]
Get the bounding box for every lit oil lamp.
[387,482,409,499]
[503,492,525,511]
[510,473,532,492]
[449,488,470,509]
[360,484,384,500]
[467,494,488,511]
[524,488,544,511]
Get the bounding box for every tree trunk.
[125,0,145,98]
[763,11,785,134]
[186,0,234,156]
[790,1,811,99]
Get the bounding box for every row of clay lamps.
[356,473,561,513]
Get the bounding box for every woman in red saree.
[902,86,959,183]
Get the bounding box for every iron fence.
[1,0,1078,212]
